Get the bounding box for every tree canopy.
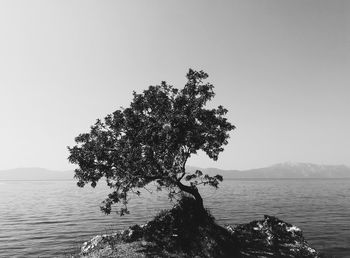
[68,69,235,215]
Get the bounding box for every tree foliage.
[68,69,235,215]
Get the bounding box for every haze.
[0,0,349,171]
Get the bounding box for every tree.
[68,69,235,215]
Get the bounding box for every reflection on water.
[0,179,349,257]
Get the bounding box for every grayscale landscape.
[0,0,348,257]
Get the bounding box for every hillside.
[0,167,74,180]
[1,162,350,181]
[190,162,350,179]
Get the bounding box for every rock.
[226,215,320,258]
[78,198,320,257]
[79,224,147,256]
[120,224,144,242]
[80,233,119,255]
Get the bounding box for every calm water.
[0,179,349,258]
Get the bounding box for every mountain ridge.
[189,162,350,179]
[1,162,349,180]
[0,167,74,181]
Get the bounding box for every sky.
[0,0,349,171]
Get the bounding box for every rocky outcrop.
[80,224,147,256]
[226,215,319,257]
[78,198,320,258]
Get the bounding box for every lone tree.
[68,69,235,215]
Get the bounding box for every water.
[0,179,349,257]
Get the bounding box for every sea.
[0,178,349,257]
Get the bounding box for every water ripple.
[0,179,349,257]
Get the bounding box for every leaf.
[195,170,203,177]
[67,69,234,215]
[214,174,223,182]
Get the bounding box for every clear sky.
[0,0,349,170]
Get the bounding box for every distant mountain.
[188,162,350,179]
[0,167,74,180]
[1,162,349,181]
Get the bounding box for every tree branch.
[176,180,204,209]
[177,147,190,182]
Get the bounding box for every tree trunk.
[176,181,204,211]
